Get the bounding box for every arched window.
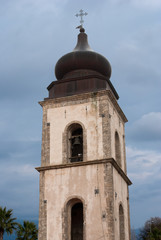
[71,202,83,240]
[115,131,121,167]
[63,198,84,240]
[68,123,83,162]
[119,204,125,240]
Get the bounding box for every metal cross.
[75,9,88,27]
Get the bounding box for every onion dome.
[47,28,119,100]
[55,28,112,80]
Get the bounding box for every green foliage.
[16,221,38,240]
[138,217,161,240]
[0,206,17,240]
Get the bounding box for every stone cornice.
[35,158,132,185]
[39,90,127,123]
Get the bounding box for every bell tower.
[36,26,132,240]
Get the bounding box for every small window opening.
[115,131,121,167]
[119,204,125,240]
[69,125,83,162]
[71,202,83,240]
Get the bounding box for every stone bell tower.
[36,25,132,240]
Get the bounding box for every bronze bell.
[73,137,81,145]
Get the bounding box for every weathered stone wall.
[40,90,127,168]
[44,162,110,240]
[47,93,104,165]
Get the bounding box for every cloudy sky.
[0,0,161,230]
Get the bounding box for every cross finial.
[75,9,88,28]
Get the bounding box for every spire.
[73,27,93,52]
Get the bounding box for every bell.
[73,137,81,145]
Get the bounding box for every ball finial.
[80,28,85,33]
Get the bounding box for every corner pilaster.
[104,163,115,240]
[38,172,47,240]
[41,106,50,166]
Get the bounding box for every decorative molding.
[36,158,132,185]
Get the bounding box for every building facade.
[36,27,132,240]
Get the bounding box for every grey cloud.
[0,140,41,162]
[0,174,39,219]
[130,180,161,201]
[127,112,161,142]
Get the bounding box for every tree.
[0,206,17,240]
[138,217,161,240]
[16,220,38,240]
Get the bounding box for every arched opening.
[119,204,125,240]
[71,202,83,240]
[115,131,121,167]
[63,198,84,240]
[68,123,83,162]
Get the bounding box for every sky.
[0,0,161,230]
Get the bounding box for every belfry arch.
[68,123,83,162]
[62,121,87,163]
[115,131,121,167]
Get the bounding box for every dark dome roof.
[55,28,112,80]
